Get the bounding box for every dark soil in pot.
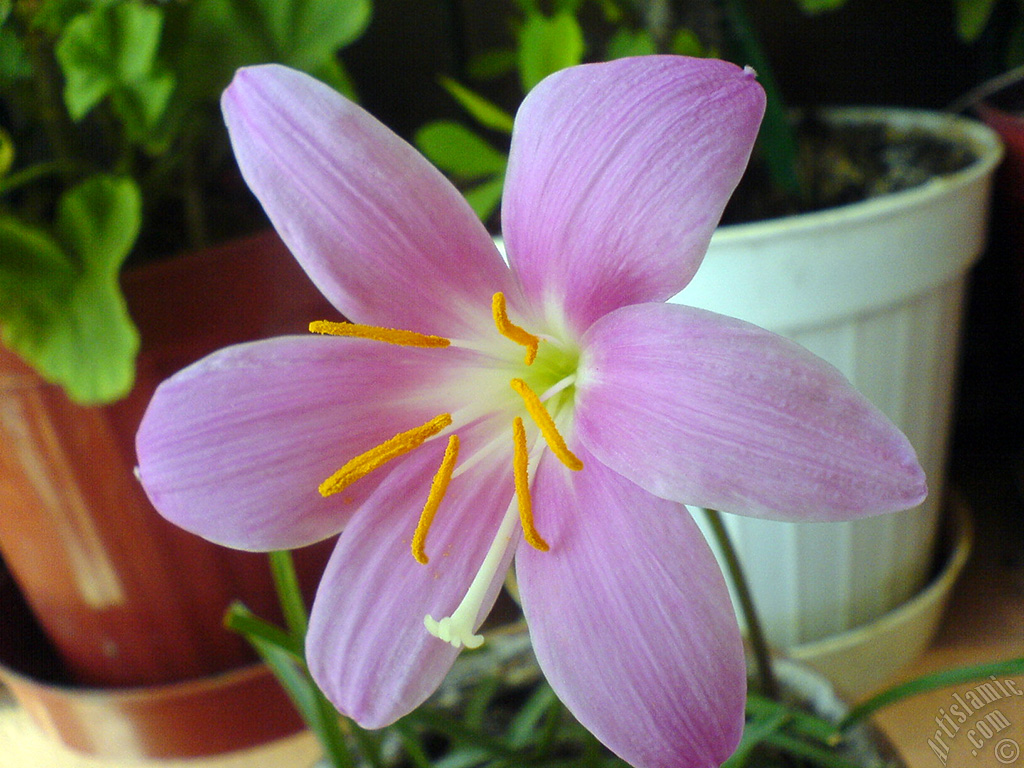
[723,110,980,225]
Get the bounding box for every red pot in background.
[975,102,1024,321]
[0,230,336,756]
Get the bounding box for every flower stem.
[703,509,779,699]
[269,549,309,638]
[228,551,357,768]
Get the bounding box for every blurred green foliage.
[415,0,718,223]
[0,0,369,403]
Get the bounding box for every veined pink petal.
[575,302,928,520]
[502,57,765,336]
[136,336,467,550]
[222,64,514,337]
[307,422,518,727]
[517,448,745,768]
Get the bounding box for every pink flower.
[135,59,926,768]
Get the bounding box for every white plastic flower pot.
[676,108,1001,650]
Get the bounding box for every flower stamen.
[513,417,548,552]
[510,378,583,471]
[310,320,450,348]
[411,434,460,564]
[319,413,452,497]
[492,292,539,364]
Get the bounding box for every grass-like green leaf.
[722,706,789,768]
[745,693,841,744]
[415,121,508,178]
[840,656,1024,731]
[439,78,515,134]
[224,601,304,659]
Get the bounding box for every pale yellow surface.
[0,704,323,767]
[870,505,1024,768]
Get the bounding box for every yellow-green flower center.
[309,292,583,649]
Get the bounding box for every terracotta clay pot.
[0,230,336,755]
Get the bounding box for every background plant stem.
[703,508,779,699]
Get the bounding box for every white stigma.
[424,494,521,649]
[423,615,484,649]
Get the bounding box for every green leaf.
[260,0,371,72]
[463,175,505,222]
[0,175,141,404]
[56,3,167,121]
[439,77,515,133]
[507,682,560,747]
[467,48,517,80]
[109,66,176,141]
[517,11,585,93]
[56,174,142,278]
[177,0,368,103]
[0,127,13,176]
[0,218,75,335]
[606,28,656,59]
[432,747,493,768]
[722,0,803,197]
[954,0,999,42]
[554,0,584,13]
[0,27,31,83]
[415,121,507,178]
[670,28,713,58]
[595,0,624,24]
[791,0,849,13]
[31,0,100,37]
[745,693,840,744]
[223,601,304,659]
[722,707,789,768]
[839,656,1024,731]
[312,55,359,102]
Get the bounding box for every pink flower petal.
[222,64,514,337]
[136,336,468,550]
[307,420,518,728]
[575,302,927,520]
[502,57,765,335]
[517,448,745,768]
